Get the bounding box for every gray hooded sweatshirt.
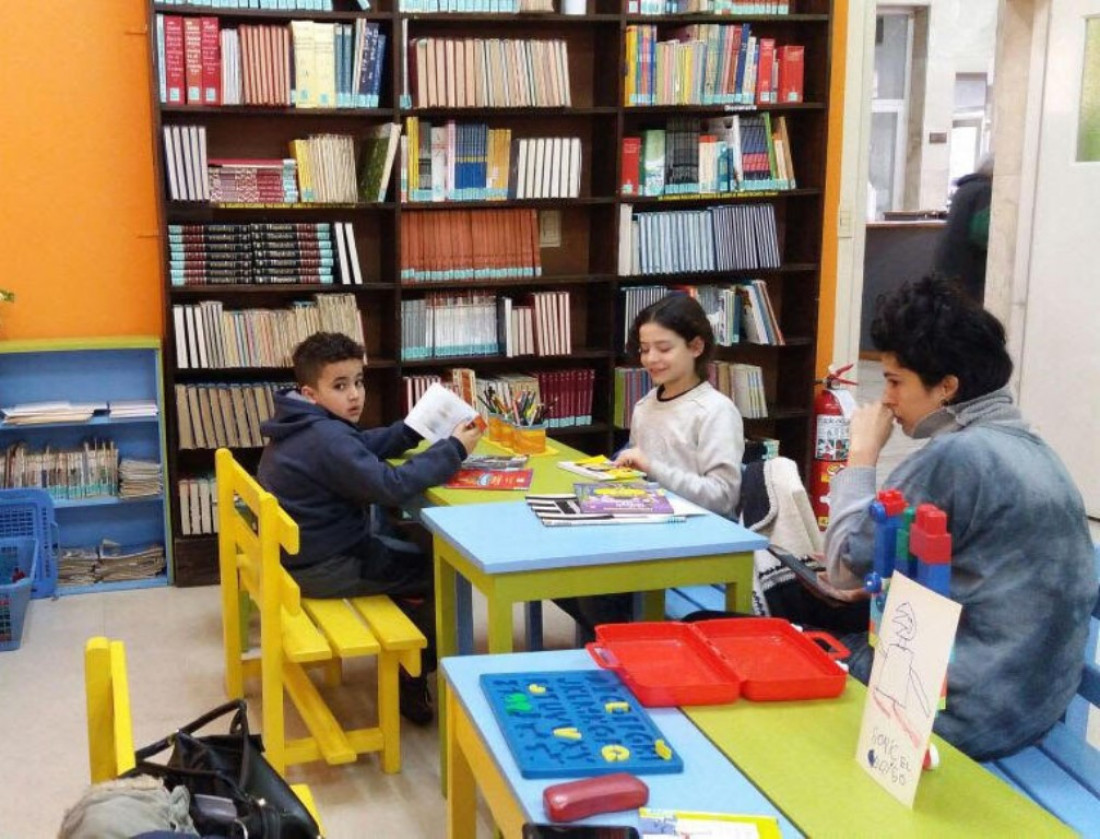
[825,387,1097,760]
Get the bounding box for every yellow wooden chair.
[216,448,426,776]
[83,636,322,825]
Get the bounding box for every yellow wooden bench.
[83,636,322,828]
[215,448,427,776]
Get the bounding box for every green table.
[684,680,1072,837]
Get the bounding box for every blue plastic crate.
[0,537,38,652]
[0,489,59,599]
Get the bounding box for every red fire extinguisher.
[810,363,858,530]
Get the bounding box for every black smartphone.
[522,824,640,839]
[767,544,828,591]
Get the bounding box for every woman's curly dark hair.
[870,274,1012,403]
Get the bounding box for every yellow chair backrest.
[84,636,136,783]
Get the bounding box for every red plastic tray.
[586,622,740,706]
[694,618,848,701]
[587,618,848,706]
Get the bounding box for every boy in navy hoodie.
[258,332,482,724]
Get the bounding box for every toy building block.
[910,503,952,597]
[865,489,907,594]
[865,490,908,647]
[896,505,917,579]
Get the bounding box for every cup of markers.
[512,422,547,455]
[480,388,550,454]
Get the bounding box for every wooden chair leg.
[378,650,402,774]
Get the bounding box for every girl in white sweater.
[614,295,744,516]
[557,294,744,639]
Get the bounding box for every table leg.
[456,576,474,655]
[445,682,477,839]
[435,539,459,795]
[640,589,665,622]
[525,601,544,651]
[486,595,515,654]
[726,556,754,613]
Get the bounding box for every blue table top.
[420,501,766,573]
[441,649,800,835]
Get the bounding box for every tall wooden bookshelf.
[147,0,837,585]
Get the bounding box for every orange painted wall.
[0,0,162,341]
[816,0,847,377]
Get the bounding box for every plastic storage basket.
[0,489,59,599]
[0,537,38,652]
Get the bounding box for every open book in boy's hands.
[404,383,484,443]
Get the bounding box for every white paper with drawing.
[856,572,961,807]
[404,383,478,443]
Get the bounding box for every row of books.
[406,37,571,109]
[157,1,342,9]
[710,359,768,418]
[624,24,804,107]
[612,366,654,429]
[178,476,219,537]
[156,16,387,108]
[59,543,168,588]
[611,360,767,427]
[398,0,554,10]
[168,222,366,285]
[173,382,290,450]
[622,113,796,197]
[166,126,400,205]
[171,293,365,369]
[620,283,749,347]
[287,134,358,202]
[630,1,791,13]
[402,367,595,427]
[403,119,582,202]
[400,289,571,359]
[0,401,157,425]
[1,441,120,501]
[400,209,541,281]
[618,203,781,276]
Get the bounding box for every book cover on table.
[574,481,674,515]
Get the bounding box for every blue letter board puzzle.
[479,670,684,779]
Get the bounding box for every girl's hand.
[612,447,650,474]
[847,401,895,467]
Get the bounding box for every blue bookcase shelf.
[0,337,173,595]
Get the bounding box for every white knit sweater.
[629,381,744,518]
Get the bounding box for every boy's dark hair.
[871,274,1012,403]
[292,332,365,388]
[628,293,716,380]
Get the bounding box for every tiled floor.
[2,361,1094,838]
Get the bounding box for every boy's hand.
[451,419,483,455]
[612,447,650,474]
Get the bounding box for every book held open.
[404,382,482,443]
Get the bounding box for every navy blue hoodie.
[257,390,465,567]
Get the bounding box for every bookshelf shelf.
[0,339,172,594]
[148,0,837,584]
[53,496,166,510]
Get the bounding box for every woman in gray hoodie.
[826,275,1097,760]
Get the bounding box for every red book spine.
[755,38,775,105]
[200,17,222,106]
[163,16,186,105]
[620,136,642,197]
[778,44,805,104]
[183,17,203,105]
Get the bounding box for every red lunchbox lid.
[587,618,848,707]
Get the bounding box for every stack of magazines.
[119,459,164,499]
[58,541,167,587]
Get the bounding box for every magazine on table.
[444,468,534,491]
[556,455,645,482]
[526,490,707,527]
[574,481,675,515]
